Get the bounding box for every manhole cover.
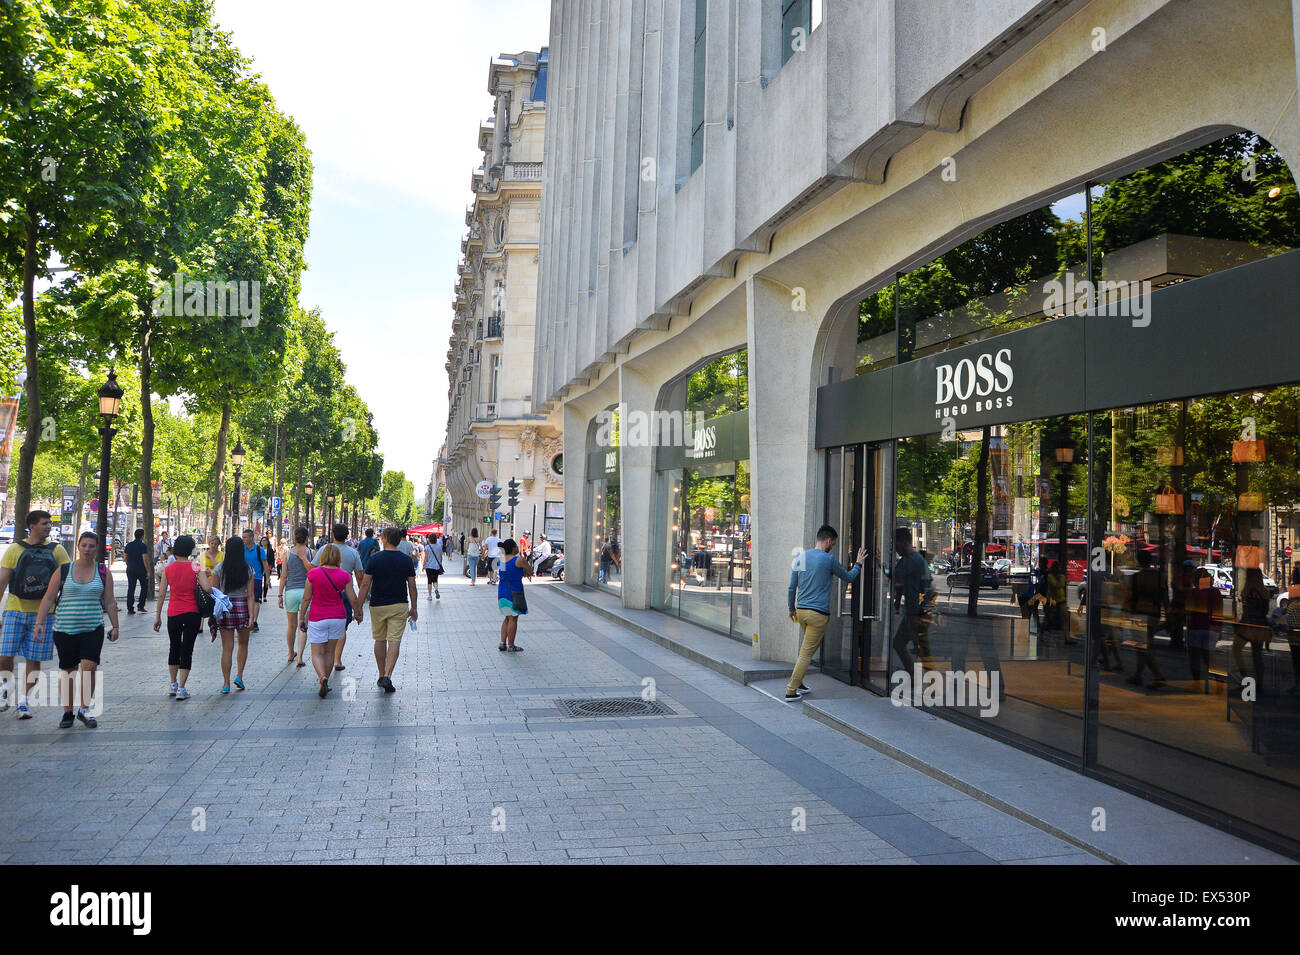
[556,698,675,718]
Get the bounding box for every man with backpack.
[0,511,72,717]
[241,529,271,633]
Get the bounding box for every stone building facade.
[443,49,564,546]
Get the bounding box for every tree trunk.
[292,456,303,531]
[13,209,41,526]
[138,300,155,555]
[967,426,992,617]
[211,401,230,539]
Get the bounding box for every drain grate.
[556,697,675,718]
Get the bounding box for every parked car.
[0,525,13,544]
[990,558,1014,585]
[946,564,999,590]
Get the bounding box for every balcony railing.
[505,161,543,182]
[485,315,504,340]
[475,402,498,420]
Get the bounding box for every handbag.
[1154,485,1184,515]
[194,582,216,618]
[510,587,528,613]
[1156,446,1184,466]
[1231,439,1266,463]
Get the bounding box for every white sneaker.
[0,686,8,713]
[168,682,178,697]
[175,687,191,701]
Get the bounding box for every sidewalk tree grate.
[555,698,675,718]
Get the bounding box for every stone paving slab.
[0,557,1094,864]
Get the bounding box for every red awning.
[407,523,445,536]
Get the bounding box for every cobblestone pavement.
[0,557,1103,865]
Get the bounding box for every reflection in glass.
[1093,386,1300,845]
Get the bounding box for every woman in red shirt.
[153,536,213,701]
[299,544,359,698]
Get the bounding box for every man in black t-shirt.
[123,529,150,614]
[356,527,417,693]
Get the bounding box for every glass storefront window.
[891,416,1089,758]
[590,477,621,592]
[1093,385,1300,844]
[655,350,753,642]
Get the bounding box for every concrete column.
[562,401,590,588]
[618,364,658,608]
[745,274,822,662]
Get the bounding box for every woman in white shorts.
[299,544,359,698]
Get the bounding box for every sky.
[211,0,553,496]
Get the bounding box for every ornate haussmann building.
[443,49,564,546]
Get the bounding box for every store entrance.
[822,444,888,691]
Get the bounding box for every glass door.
[820,444,884,688]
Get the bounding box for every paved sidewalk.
[0,558,1139,864]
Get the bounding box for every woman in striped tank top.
[34,531,119,729]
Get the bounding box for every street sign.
[271,496,281,515]
[494,512,505,522]
[1286,545,1293,558]
[89,500,99,512]
[475,480,492,500]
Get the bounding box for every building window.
[689,0,706,174]
[490,355,500,404]
[780,0,811,66]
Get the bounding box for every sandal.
[334,664,346,671]
[498,642,507,651]
[508,645,523,652]
[296,660,306,668]
[318,679,329,698]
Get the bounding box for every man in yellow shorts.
[355,527,417,693]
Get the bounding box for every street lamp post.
[230,441,245,537]
[327,491,335,535]
[304,480,314,540]
[94,371,124,563]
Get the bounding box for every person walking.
[259,535,275,594]
[355,527,417,693]
[423,534,444,600]
[201,536,222,575]
[35,531,119,726]
[465,529,482,585]
[357,528,379,571]
[241,530,270,632]
[458,532,465,556]
[152,535,210,702]
[0,510,72,717]
[484,530,502,584]
[496,539,532,652]
[210,536,255,694]
[313,523,364,673]
[784,524,866,701]
[279,527,314,666]
[123,528,150,615]
[300,543,359,698]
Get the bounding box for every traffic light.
[489,484,502,512]
[507,478,520,509]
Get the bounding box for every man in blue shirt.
[242,530,270,632]
[357,528,379,570]
[785,524,867,700]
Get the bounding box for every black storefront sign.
[657,409,750,471]
[586,448,620,483]
[817,249,1300,445]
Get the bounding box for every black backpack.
[11,541,63,601]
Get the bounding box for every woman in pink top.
[299,544,359,698]
[153,536,213,700]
